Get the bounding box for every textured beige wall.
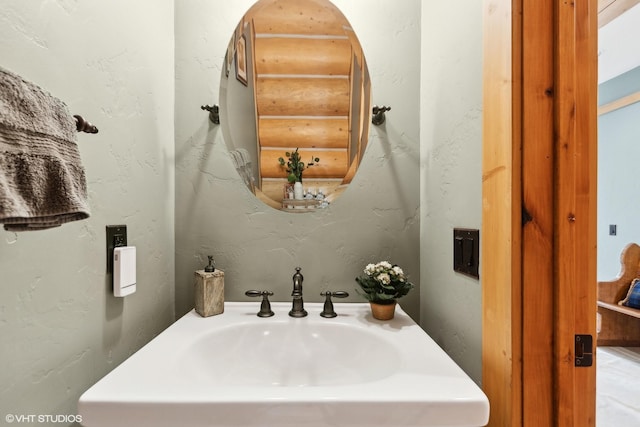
[0,0,485,423]
[176,0,420,319]
[0,0,175,423]
[175,0,422,322]
[420,0,484,384]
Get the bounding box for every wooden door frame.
[482,1,597,426]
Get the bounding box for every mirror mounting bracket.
[372,105,391,125]
[201,104,220,124]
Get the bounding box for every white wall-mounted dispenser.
[114,246,136,297]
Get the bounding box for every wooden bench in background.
[597,242,640,346]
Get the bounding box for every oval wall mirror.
[219,0,372,212]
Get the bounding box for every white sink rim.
[78,302,489,427]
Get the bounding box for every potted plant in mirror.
[278,148,319,200]
[355,261,414,320]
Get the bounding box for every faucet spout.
[292,273,302,295]
[289,267,307,317]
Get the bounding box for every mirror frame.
[219,0,372,213]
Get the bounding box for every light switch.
[453,228,480,279]
[106,225,127,274]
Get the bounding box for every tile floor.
[597,346,640,426]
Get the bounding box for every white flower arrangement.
[356,261,414,304]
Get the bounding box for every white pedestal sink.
[78,302,489,427]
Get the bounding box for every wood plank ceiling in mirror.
[228,0,371,212]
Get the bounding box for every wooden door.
[482,0,597,426]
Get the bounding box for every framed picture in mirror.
[225,34,234,78]
[236,34,247,86]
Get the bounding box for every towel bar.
[74,115,98,134]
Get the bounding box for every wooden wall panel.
[260,148,347,179]
[247,0,364,201]
[258,118,348,149]
[554,0,598,426]
[256,77,350,116]
[481,0,522,423]
[483,1,597,426]
[254,38,351,75]
[521,0,554,424]
[251,0,346,35]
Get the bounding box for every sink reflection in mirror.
[219,0,372,212]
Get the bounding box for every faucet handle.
[320,291,350,318]
[323,291,349,298]
[245,290,275,317]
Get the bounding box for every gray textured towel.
[0,66,90,231]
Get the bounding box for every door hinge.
[575,334,593,367]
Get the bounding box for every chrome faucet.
[289,267,308,317]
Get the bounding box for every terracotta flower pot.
[369,301,397,320]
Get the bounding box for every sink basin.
[184,322,400,387]
[78,302,489,427]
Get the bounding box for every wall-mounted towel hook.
[201,104,220,125]
[372,105,391,126]
[74,115,98,134]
